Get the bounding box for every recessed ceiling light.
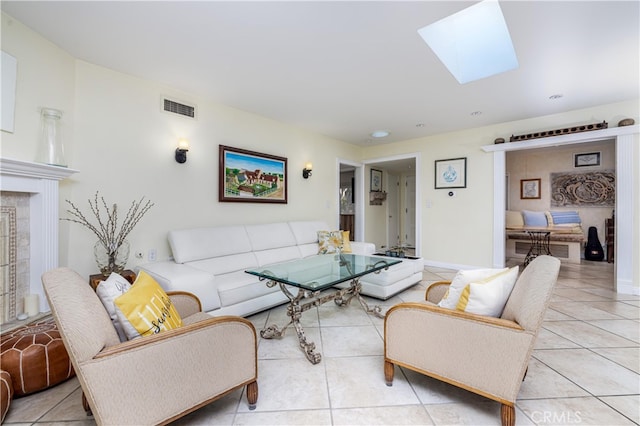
[418,0,519,84]
[470,111,482,116]
[549,94,563,100]
[371,130,390,138]
[416,123,425,128]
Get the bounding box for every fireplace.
[0,158,77,325]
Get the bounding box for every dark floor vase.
[584,226,604,261]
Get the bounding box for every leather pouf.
[0,369,12,422]
[0,318,75,396]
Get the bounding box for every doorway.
[363,154,421,256]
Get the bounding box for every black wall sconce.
[302,162,313,179]
[175,139,189,163]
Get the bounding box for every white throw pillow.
[455,266,520,317]
[438,268,508,309]
[96,272,132,341]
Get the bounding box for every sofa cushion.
[438,268,508,310]
[114,271,183,340]
[189,252,258,276]
[317,230,345,254]
[245,222,296,251]
[455,266,519,317]
[169,225,251,263]
[216,271,281,307]
[288,221,330,245]
[550,210,581,225]
[357,258,418,286]
[522,210,547,227]
[95,272,132,342]
[505,210,524,228]
[254,246,302,266]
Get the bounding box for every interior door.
[387,173,400,248]
[404,175,416,247]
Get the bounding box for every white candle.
[25,294,39,317]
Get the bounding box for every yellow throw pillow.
[317,230,347,254]
[455,266,519,317]
[114,271,183,340]
[437,268,508,309]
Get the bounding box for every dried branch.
[62,191,154,253]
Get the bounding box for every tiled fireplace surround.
[0,158,77,325]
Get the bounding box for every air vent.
[162,97,196,119]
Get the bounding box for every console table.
[246,254,400,364]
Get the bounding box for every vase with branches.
[63,192,154,276]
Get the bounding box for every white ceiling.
[2,1,638,146]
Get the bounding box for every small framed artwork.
[219,145,287,203]
[574,152,601,167]
[435,157,467,189]
[520,178,541,199]
[370,169,383,192]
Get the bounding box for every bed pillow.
[456,266,520,317]
[438,267,508,309]
[522,210,548,227]
[95,272,132,342]
[114,271,183,340]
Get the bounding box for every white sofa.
[137,221,423,317]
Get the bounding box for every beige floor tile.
[332,405,434,425]
[542,320,638,348]
[39,388,90,422]
[238,358,330,412]
[518,358,589,399]
[582,301,640,319]
[258,325,322,360]
[599,395,640,424]
[318,302,374,327]
[543,308,576,321]
[590,347,640,374]
[586,319,640,343]
[552,288,611,302]
[548,301,624,320]
[582,287,640,302]
[234,409,332,425]
[325,356,419,408]
[321,325,383,358]
[401,369,489,405]
[533,349,640,396]
[517,396,636,425]
[3,377,80,423]
[424,401,532,426]
[172,389,243,425]
[534,328,582,349]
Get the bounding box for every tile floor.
[3,260,638,425]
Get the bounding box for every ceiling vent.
[162,97,196,119]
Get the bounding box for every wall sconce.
[302,162,313,179]
[175,138,190,163]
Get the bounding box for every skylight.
[417,0,518,84]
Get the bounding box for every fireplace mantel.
[0,157,78,313]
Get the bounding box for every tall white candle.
[25,294,39,317]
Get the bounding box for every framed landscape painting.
[219,145,287,203]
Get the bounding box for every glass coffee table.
[246,253,401,364]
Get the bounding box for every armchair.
[42,267,258,425]
[384,255,560,426]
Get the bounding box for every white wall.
[3,11,639,289]
[364,100,639,270]
[1,13,362,278]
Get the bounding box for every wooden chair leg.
[246,380,258,410]
[384,360,395,386]
[81,392,92,416]
[501,404,515,426]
